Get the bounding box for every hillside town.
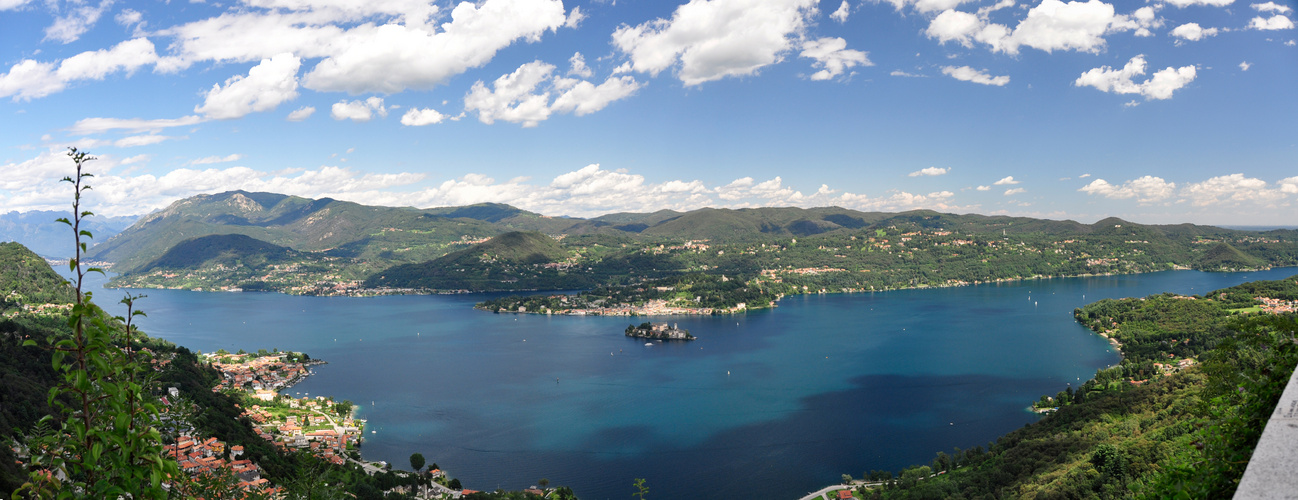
[202,352,365,467]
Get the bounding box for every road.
[797,480,887,500]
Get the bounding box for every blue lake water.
[84,267,1298,499]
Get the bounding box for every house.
[837,489,855,499]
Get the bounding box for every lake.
[87,267,1298,499]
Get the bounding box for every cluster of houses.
[207,353,313,392]
[240,400,361,467]
[1257,296,1298,314]
[204,352,363,467]
[166,434,271,492]
[1,299,73,318]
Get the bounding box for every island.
[625,322,695,340]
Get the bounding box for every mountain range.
[10,190,1284,295]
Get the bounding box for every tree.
[632,477,649,499]
[17,149,178,498]
[409,452,425,473]
[448,477,462,489]
[538,478,549,488]
[842,473,853,484]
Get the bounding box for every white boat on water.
[645,343,653,346]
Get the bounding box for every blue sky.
[1,0,1295,225]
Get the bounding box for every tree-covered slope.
[140,233,297,271]
[86,191,505,273]
[364,231,593,291]
[0,241,75,312]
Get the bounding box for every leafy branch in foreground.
[16,149,178,499]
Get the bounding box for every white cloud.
[942,65,1009,86]
[550,76,643,116]
[1249,14,1295,30]
[994,176,1019,185]
[611,0,818,86]
[44,0,114,44]
[1079,173,1091,178]
[1130,6,1163,36]
[800,37,872,81]
[890,70,925,77]
[115,8,143,29]
[1170,23,1218,41]
[301,0,566,93]
[190,154,243,165]
[1280,176,1298,194]
[565,5,586,28]
[465,60,642,127]
[464,61,557,127]
[331,97,387,122]
[287,106,316,121]
[3,151,977,217]
[195,53,301,119]
[1239,61,1251,71]
[978,0,1016,17]
[1181,174,1285,206]
[1,38,158,101]
[882,0,975,13]
[1077,175,1176,202]
[157,0,566,92]
[1253,2,1293,13]
[114,134,177,148]
[400,108,448,126]
[568,52,593,78]
[976,185,991,191]
[926,0,1138,55]
[909,167,949,177]
[1075,55,1197,100]
[831,1,851,22]
[67,115,205,135]
[1164,0,1234,6]
[0,0,34,10]
[1004,187,1026,195]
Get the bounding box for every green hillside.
[141,233,296,271]
[0,242,75,312]
[86,191,1298,296]
[364,231,594,291]
[87,191,505,273]
[1196,242,1267,270]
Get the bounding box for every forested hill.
[0,241,75,311]
[365,231,595,291]
[853,276,1298,499]
[85,191,1298,295]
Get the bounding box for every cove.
[89,267,1297,499]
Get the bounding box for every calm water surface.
[86,267,1297,499]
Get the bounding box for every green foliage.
[409,453,425,473]
[16,149,179,499]
[632,477,648,500]
[366,231,593,291]
[139,233,296,271]
[0,243,77,312]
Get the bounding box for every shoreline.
[99,264,1280,301]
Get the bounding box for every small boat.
[645,343,653,346]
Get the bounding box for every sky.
[1,0,1295,225]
